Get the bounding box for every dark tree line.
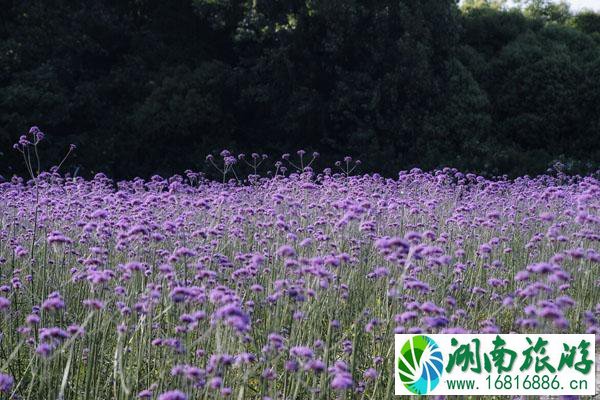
[1,0,599,179]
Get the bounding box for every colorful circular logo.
[397,335,444,394]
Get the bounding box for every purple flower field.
[0,137,599,399]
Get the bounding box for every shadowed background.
[1,0,599,179]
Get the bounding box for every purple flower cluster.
[0,155,598,398]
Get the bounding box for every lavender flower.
[158,390,187,400]
[0,373,13,393]
[0,297,10,311]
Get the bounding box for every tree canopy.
[1,0,599,178]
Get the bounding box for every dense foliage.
[0,149,599,398]
[1,0,599,178]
